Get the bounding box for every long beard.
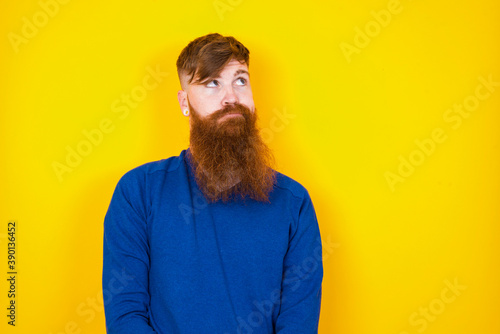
[188,102,276,203]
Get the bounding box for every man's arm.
[275,191,323,333]
[102,170,156,333]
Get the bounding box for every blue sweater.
[102,149,323,333]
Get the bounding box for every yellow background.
[1,0,499,333]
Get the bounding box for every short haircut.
[176,33,250,86]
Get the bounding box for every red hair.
[176,33,250,86]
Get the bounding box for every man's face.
[179,59,255,121]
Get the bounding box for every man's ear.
[177,90,189,112]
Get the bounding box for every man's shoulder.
[273,170,310,201]
[118,149,187,184]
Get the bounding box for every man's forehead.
[214,61,249,78]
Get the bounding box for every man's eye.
[235,78,247,86]
[206,80,219,88]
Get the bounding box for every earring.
[183,109,189,116]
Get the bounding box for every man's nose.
[222,86,238,106]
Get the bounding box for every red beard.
[188,102,276,203]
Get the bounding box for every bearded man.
[102,33,323,334]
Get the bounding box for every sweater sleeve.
[102,170,156,333]
[275,190,323,333]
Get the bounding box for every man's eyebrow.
[198,69,249,84]
[234,69,249,77]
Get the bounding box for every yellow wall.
[1,0,499,333]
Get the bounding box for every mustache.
[207,103,252,121]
